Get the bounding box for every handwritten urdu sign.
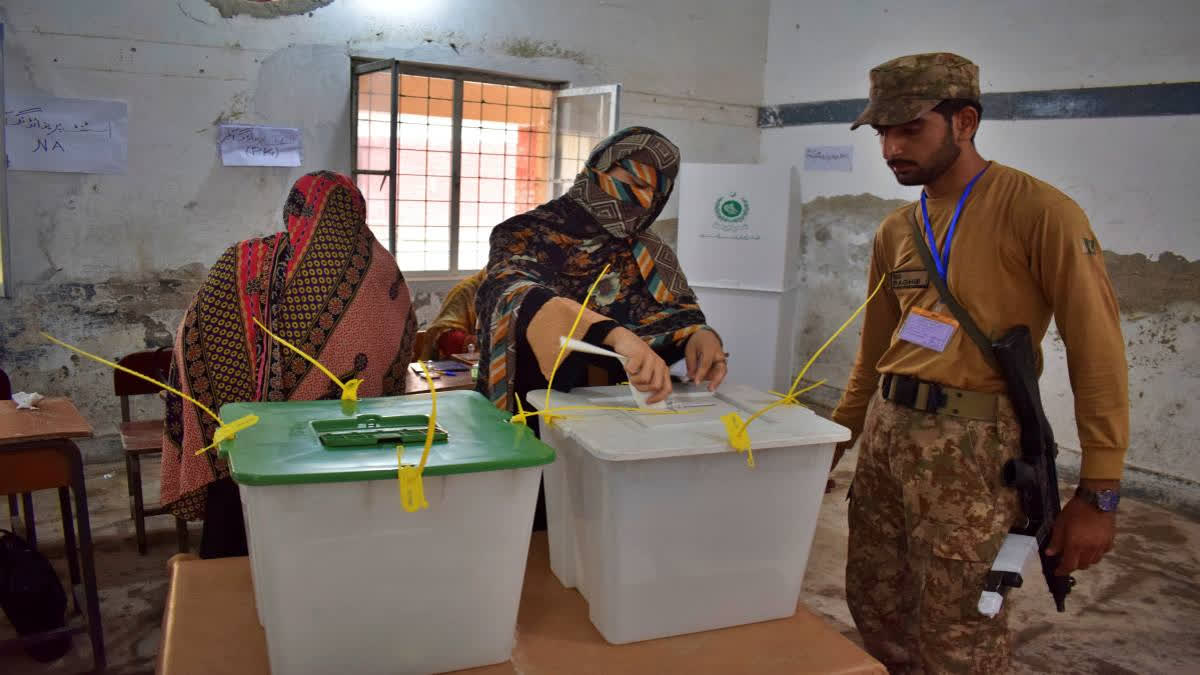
[803,145,853,172]
[218,124,302,167]
[5,95,129,174]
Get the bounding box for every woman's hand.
[604,327,672,404]
[685,329,728,392]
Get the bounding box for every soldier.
[832,53,1129,673]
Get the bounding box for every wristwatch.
[1076,486,1120,512]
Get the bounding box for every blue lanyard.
[920,164,990,280]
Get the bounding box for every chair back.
[114,348,173,422]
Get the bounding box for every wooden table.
[404,365,476,394]
[0,398,106,672]
[158,533,884,675]
[450,352,480,367]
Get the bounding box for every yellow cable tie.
[721,276,886,461]
[41,333,262,454]
[42,332,222,423]
[543,264,612,424]
[396,444,428,513]
[398,361,438,512]
[781,276,887,401]
[768,379,826,406]
[197,414,260,456]
[416,361,437,472]
[721,412,755,468]
[511,393,532,426]
[252,317,363,401]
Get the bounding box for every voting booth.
[676,164,803,392]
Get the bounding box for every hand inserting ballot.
[604,326,673,404]
[685,329,728,392]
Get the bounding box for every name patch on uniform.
[898,307,959,352]
[891,269,930,290]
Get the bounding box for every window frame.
[549,85,622,200]
[351,58,566,279]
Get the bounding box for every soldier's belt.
[881,373,998,421]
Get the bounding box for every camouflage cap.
[850,52,980,130]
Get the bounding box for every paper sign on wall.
[804,145,853,172]
[218,124,302,167]
[5,95,129,174]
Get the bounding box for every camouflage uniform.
[850,52,981,130]
[847,394,1022,674]
[846,53,1021,674]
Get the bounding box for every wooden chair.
[413,329,429,362]
[114,349,189,555]
[0,432,106,671]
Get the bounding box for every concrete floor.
[2,450,1199,674]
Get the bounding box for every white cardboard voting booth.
[676,164,803,392]
[530,384,850,644]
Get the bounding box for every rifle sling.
[908,205,999,371]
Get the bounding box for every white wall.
[0,0,767,457]
[762,0,1200,508]
[765,0,1199,102]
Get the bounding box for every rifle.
[907,210,1076,615]
[978,326,1075,616]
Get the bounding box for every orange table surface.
[159,532,884,675]
[0,398,93,446]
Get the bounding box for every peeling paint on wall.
[1105,251,1200,315]
[205,0,334,19]
[502,37,590,65]
[212,90,251,126]
[793,194,905,388]
[789,197,1200,510]
[0,266,208,461]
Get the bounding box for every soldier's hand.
[1045,495,1116,574]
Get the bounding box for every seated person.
[159,171,419,559]
[421,268,486,360]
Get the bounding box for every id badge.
[898,307,959,352]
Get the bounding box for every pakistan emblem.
[713,193,750,233]
[714,193,749,223]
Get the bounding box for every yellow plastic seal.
[252,317,363,401]
[202,413,260,455]
[397,361,439,512]
[721,411,755,468]
[540,264,611,426]
[723,275,888,463]
[41,332,260,455]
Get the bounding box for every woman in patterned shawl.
[476,127,728,419]
[160,171,418,558]
[420,267,486,360]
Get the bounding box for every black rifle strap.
[908,205,999,371]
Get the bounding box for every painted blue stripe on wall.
[760,81,1200,128]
